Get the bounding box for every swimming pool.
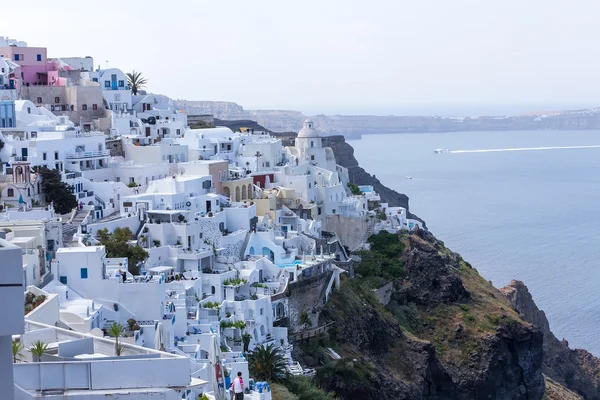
[279,260,303,268]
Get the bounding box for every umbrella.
[209,334,225,400]
[155,322,165,351]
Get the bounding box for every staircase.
[62,210,89,247]
[239,231,252,259]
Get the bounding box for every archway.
[262,247,274,262]
[249,246,255,255]
[241,185,247,200]
[223,186,230,199]
[235,186,240,202]
[247,184,253,199]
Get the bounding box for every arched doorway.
[223,186,230,199]
[247,184,253,199]
[235,186,240,202]
[241,185,247,200]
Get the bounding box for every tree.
[29,340,49,362]
[242,332,252,354]
[96,227,148,275]
[35,167,77,214]
[126,70,147,95]
[108,322,126,356]
[12,340,24,363]
[248,343,287,382]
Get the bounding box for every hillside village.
[0,36,422,400]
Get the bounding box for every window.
[82,104,87,111]
[114,94,121,101]
[13,54,19,61]
[54,151,59,160]
[308,183,311,188]
[311,141,314,147]
[7,188,14,197]
[36,54,42,62]
[116,177,120,182]
[104,81,110,88]
[92,104,98,111]
[218,171,222,182]
[311,155,315,161]
[59,276,67,285]
[118,80,124,87]
[332,209,336,214]
[80,268,88,279]
[43,152,47,161]
[27,107,31,114]
[260,308,264,316]
[54,97,60,104]
[36,97,42,103]
[92,77,98,82]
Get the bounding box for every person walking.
[231,371,244,400]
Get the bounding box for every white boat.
[434,148,449,153]
[405,176,413,180]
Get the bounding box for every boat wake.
[450,145,600,154]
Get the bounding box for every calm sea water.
[349,130,600,355]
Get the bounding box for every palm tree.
[248,343,287,382]
[126,70,147,95]
[108,322,126,356]
[29,340,49,362]
[12,340,24,363]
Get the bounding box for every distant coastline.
[173,98,600,139]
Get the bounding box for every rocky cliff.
[295,229,546,399]
[501,280,600,399]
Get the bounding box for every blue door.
[111,74,117,90]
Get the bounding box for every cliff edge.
[501,280,600,399]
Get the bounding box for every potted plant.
[12,340,24,363]
[108,322,126,356]
[28,340,49,362]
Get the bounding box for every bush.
[127,182,138,188]
[285,375,335,400]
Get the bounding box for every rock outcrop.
[501,280,600,400]
[296,231,545,399]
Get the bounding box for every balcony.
[66,150,110,159]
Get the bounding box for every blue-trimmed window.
[37,54,42,62]
[104,81,110,88]
[14,54,19,61]
[118,80,124,87]
[59,276,67,284]
[80,268,88,279]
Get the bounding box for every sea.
[348,130,600,355]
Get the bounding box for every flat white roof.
[57,246,104,253]
[148,266,174,273]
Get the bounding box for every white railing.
[66,150,110,159]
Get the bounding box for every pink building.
[0,41,69,88]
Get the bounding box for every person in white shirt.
[232,371,244,400]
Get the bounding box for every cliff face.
[501,280,600,400]
[322,135,426,226]
[296,229,545,399]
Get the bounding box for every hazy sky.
[4,0,600,115]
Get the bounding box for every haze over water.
[349,130,600,355]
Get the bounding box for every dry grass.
[412,241,530,366]
[543,376,583,400]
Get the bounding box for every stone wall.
[372,282,394,306]
[106,138,124,157]
[321,214,371,251]
[287,270,333,333]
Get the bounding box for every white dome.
[297,119,319,138]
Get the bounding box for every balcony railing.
[66,150,110,159]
